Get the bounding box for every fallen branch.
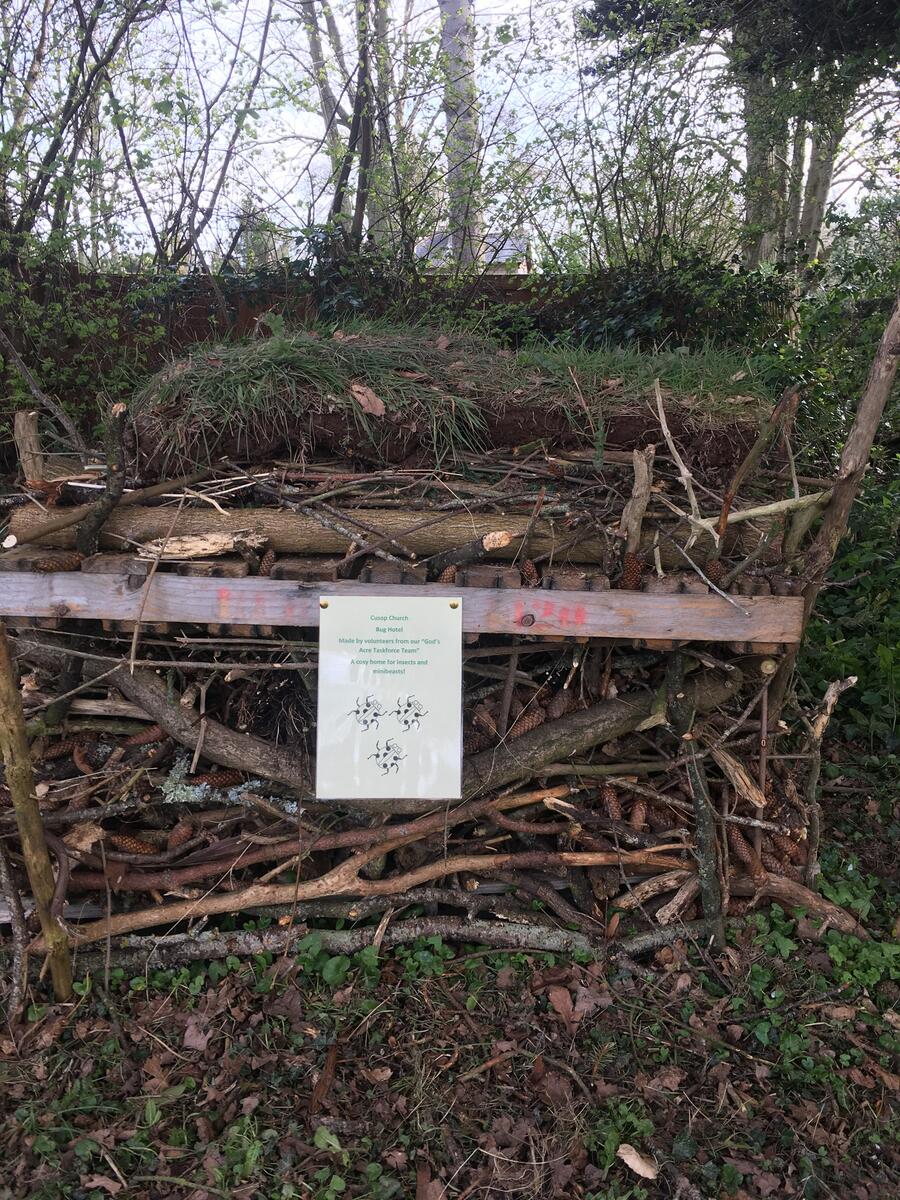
[45,845,690,948]
[425,530,514,577]
[75,404,127,557]
[0,845,27,1019]
[2,469,213,549]
[65,918,606,972]
[730,874,865,936]
[0,322,87,453]
[715,388,799,540]
[463,666,743,802]
[0,622,72,999]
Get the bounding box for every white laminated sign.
[315,595,462,801]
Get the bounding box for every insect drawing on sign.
[390,694,429,733]
[369,739,407,775]
[348,694,385,731]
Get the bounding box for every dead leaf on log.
[616,1143,659,1180]
[350,381,386,416]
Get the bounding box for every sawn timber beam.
[0,575,805,643]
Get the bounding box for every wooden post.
[770,293,900,718]
[0,621,72,1000]
[13,411,43,484]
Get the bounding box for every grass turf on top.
[131,324,774,473]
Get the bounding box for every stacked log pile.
[1,363,885,993]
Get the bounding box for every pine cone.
[645,805,670,833]
[124,723,165,747]
[472,704,498,738]
[760,850,802,880]
[618,551,643,591]
[545,688,573,721]
[507,707,546,740]
[166,820,195,852]
[259,548,276,577]
[629,798,647,831]
[109,832,157,856]
[704,559,726,588]
[33,552,84,573]
[437,564,458,584]
[190,769,244,789]
[601,782,623,822]
[727,826,768,887]
[463,729,492,753]
[520,559,540,587]
[41,736,94,762]
[770,831,804,863]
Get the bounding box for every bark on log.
[0,623,72,1000]
[7,504,765,566]
[463,666,743,801]
[17,632,743,815]
[57,918,604,973]
[4,470,212,548]
[730,875,865,937]
[14,411,43,483]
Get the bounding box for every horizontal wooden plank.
[0,574,805,642]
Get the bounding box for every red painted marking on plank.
[217,586,231,620]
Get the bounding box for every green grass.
[131,324,773,473]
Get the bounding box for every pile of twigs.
[0,391,867,987]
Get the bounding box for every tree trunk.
[438,0,482,265]
[298,0,346,157]
[784,116,807,250]
[740,71,785,267]
[0,622,72,1000]
[365,0,396,248]
[797,115,846,265]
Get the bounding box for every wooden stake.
[0,621,72,1000]
[13,411,43,484]
[770,293,900,718]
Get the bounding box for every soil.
[2,794,897,1200]
[133,404,760,478]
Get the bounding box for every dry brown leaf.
[616,1144,659,1180]
[63,821,104,853]
[435,334,451,351]
[350,381,386,416]
[646,1065,686,1091]
[79,1177,123,1195]
[182,1015,212,1052]
[415,1162,447,1200]
[546,985,575,1029]
[823,1004,858,1021]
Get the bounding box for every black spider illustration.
[348,694,385,731]
[390,694,429,732]
[368,739,407,775]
